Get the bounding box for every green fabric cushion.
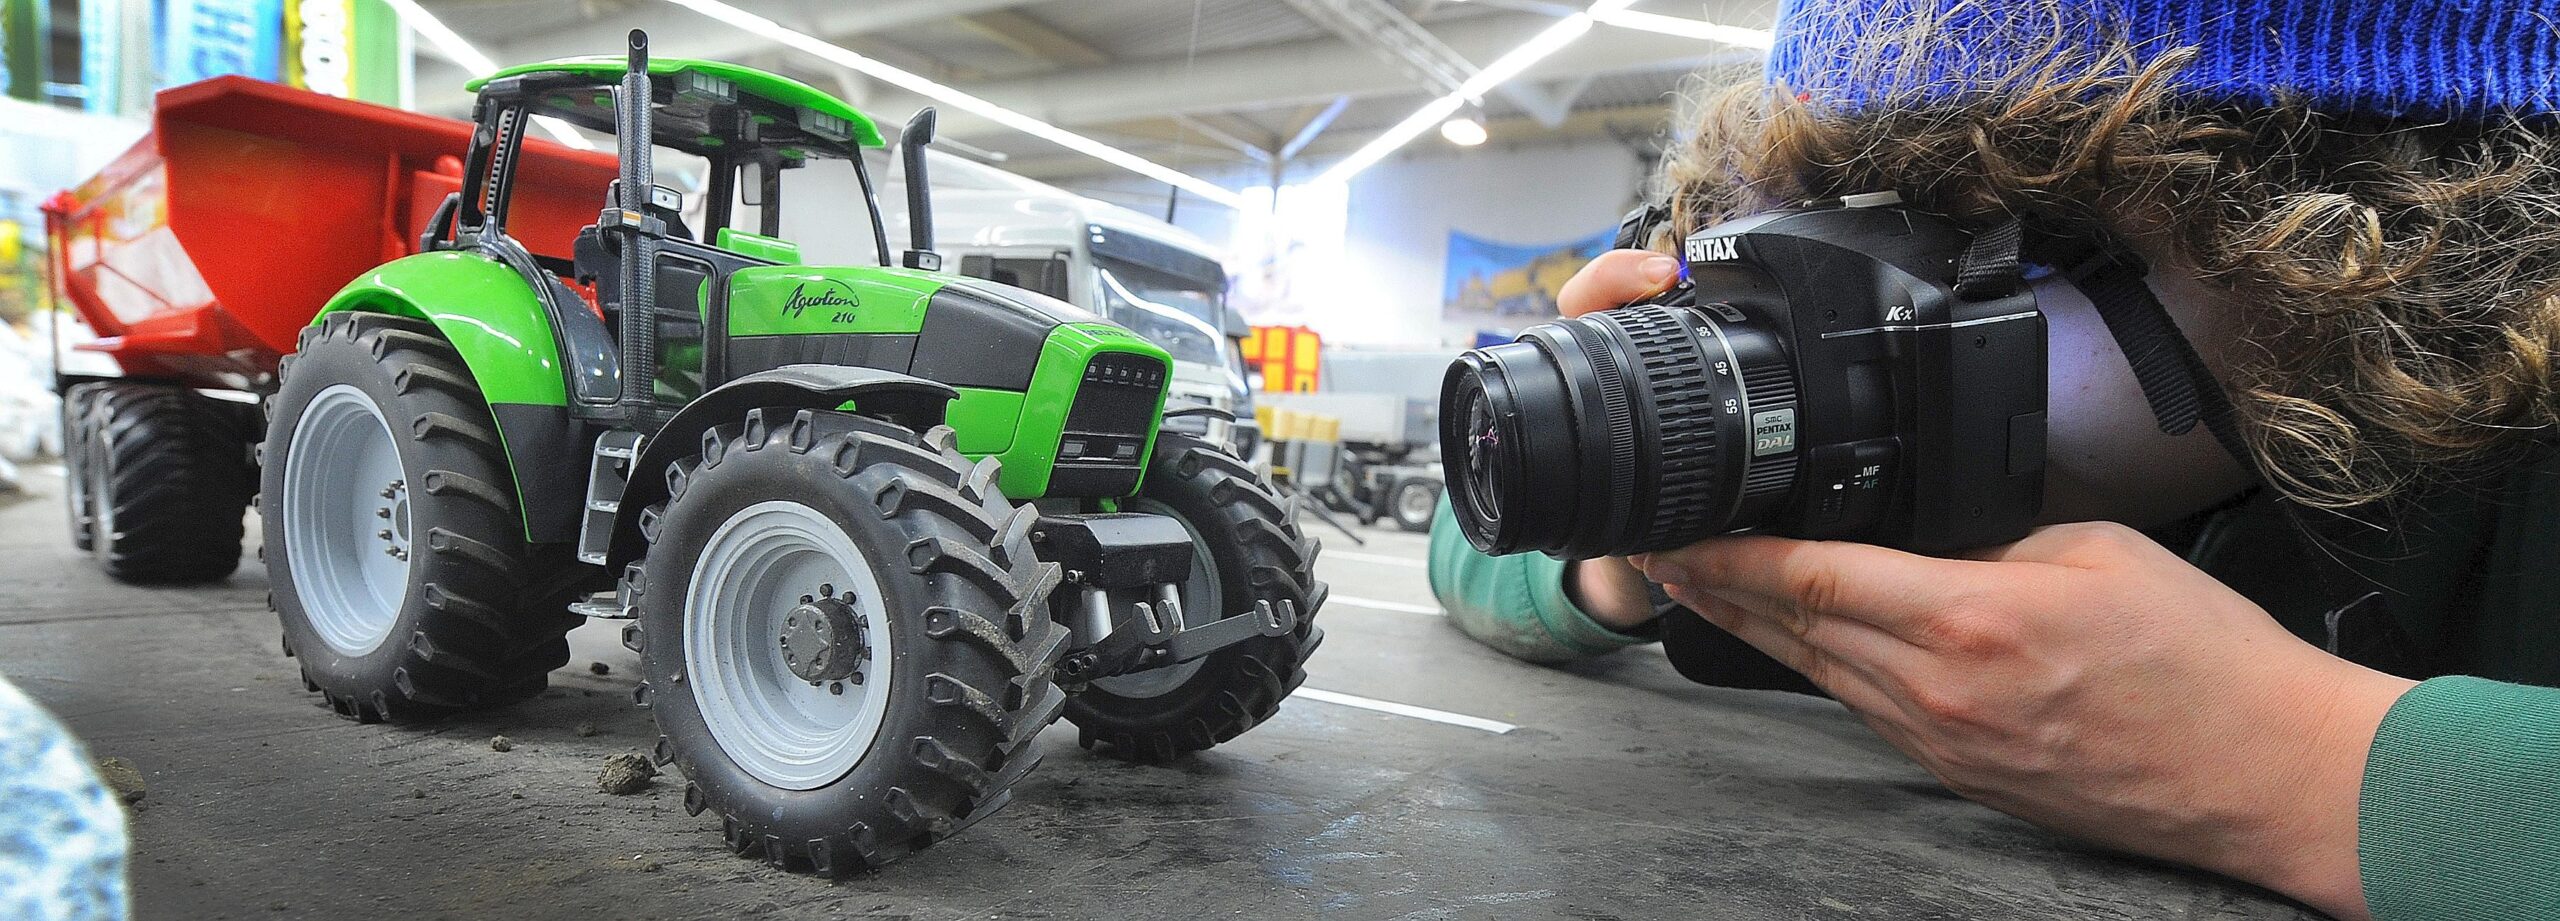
[1425,498,1654,663]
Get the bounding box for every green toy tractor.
[262,31,1324,873]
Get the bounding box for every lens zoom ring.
[1740,360,1799,497]
[1615,308,1719,531]
[1568,324,1640,512]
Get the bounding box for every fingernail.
[1640,255,1681,285]
[1642,557,1692,585]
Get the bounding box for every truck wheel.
[1389,477,1442,533]
[77,381,256,583]
[62,383,100,551]
[263,313,581,723]
[1065,432,1326,761]
[629,410,1068,875]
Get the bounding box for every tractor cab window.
[720,156,883,267]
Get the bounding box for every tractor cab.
[466,53,884,258]
[446,47,899,418]
[432,32,1163,509]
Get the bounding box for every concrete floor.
[0,467,2318,921]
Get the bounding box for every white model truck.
[883,156,1259,455]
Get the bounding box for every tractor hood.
[724,264,1100,339]
[722,264,1134,393]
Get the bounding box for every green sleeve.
[2359,676,2560,920]
[1424,497,1655,664]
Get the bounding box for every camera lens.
[1439,302,1799,559]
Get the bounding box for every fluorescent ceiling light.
[1439,114,1488,146]
[1592,9,1773,48]
[379,0,595,150]
[657,0,1243,209]
[1314,0,1637,185]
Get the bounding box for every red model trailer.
[45,76,615,582]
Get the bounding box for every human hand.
[1547,250,1686,628]
[1563,557,1658,631]
[1633,523,2415,920]
[1558,249,1683,319]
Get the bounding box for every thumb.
[1558,249,1682,318]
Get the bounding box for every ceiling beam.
[1505,74,1591,127]
[1280,95,1352,160]
[413,0,1048,112]
[922,12,1734,142]
[1280,0,1475,97]
[999,101,1686,182]
[492,0,1042,61]
[1171,114,1275,163]
[957,9,1110,69]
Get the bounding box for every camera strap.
[1961,219,2255,474]
[2069,251,2254,471]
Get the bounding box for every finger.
[1686,591,1963,776]
[1671,582,1927,678]
[1558,249,1683,318]
[1673,587,1910,719]
[1642,536,1986,640]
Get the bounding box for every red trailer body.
[42,76,618,391]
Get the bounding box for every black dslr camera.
[1440,196,2048,559]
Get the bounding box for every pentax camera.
[1439,196,2049,559]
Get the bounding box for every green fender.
[318,252,571,404]
[315,252,587,543]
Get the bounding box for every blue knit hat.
[1767,0,2560,120]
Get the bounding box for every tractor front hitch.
[1033,512,1298,685]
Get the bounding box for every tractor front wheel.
[263,313,581,723]
[629,409,1067,875]
[1064,432,1325,760]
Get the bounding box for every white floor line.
[1296,687,1518,734]
[1327,595,1444,616]
[1320,549,1427,569]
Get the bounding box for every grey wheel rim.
[1093,498,1219,699]
[283,384,411,657]
[685,500,894,790]
[1396,481,1437,524]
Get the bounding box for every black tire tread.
[631,409,1068,876]
[1066,432,1324,760]
[80,381,256,583]
[267,312,582,723]
[62,383,101,552]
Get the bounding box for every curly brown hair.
[1655,2,2560,510]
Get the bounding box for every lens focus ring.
[1612,306,1721,541]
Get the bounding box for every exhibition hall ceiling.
[410,0,1773,181]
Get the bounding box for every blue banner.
[1441,226,1616,323]
[159,0,283,86]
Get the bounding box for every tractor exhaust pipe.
[899,108,941,271]
[612,29,664,429]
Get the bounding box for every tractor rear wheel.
[629,409,1068,875]
[1064,432,1325,760]
[263,312,581,723]
[72,381,256,583]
